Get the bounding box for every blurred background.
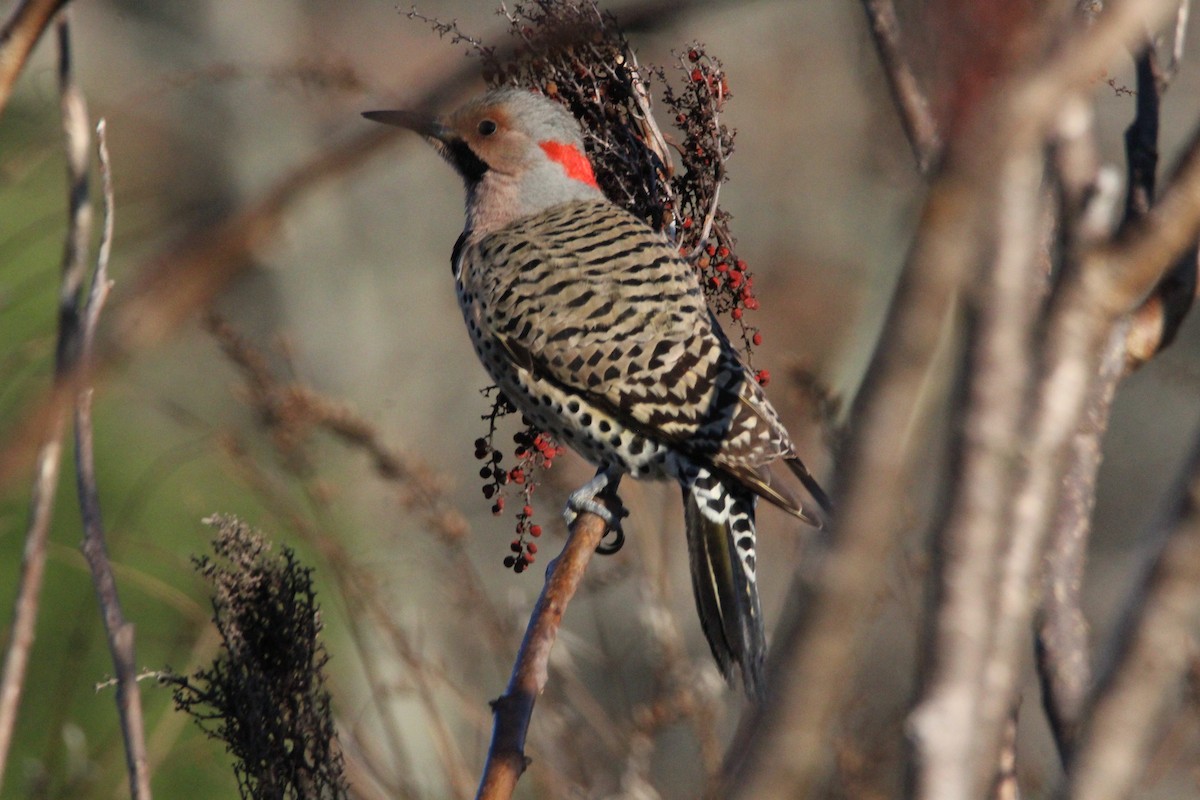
[1,1,1199,797]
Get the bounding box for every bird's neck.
[464,159,604,235]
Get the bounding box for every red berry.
[732,308,743,320]
[752,333,763,346]
[530,525,543,537]
[522,505,533,517]
[691,68,703,82]
[756,369,771,386]
[527,543,538,554]
[688,48,700,62]
[744,297,760,311]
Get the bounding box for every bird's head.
[364,87,604,231]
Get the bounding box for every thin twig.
[0,417,65,793]
[475,505,612,800]
[0,13,90,790]
[75,120,151,800]
[861,0,943,173]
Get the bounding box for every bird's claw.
[563,470,628,555]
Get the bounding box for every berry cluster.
[479,1,673,232]
[661,45,766,379]
[474,389,564,573]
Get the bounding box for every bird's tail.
[682,467,765,699]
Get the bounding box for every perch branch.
[475,504,613,800]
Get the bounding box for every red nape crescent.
[539,140,599,188]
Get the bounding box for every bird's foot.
[563,469,628,554]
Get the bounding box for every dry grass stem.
[0,14,92,790]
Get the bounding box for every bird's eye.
[477,119,498,136]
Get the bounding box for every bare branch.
[1093,117,1200,308]
[908,6,1193,796]
[1124,245,1199,367]
[0,0,70,118]
[1121,46,1163,227]
[1065,429,1200,800]
[1036,23,1193,761]
[720,97,977,800]
[1036,327,1125,762]
[476,504,613,800]
[861,0,943,172]
[910,114,1047,800]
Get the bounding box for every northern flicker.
[364,87,831,697]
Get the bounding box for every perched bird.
[364,87,831,697]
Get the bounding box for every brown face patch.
[449,105,525,175]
